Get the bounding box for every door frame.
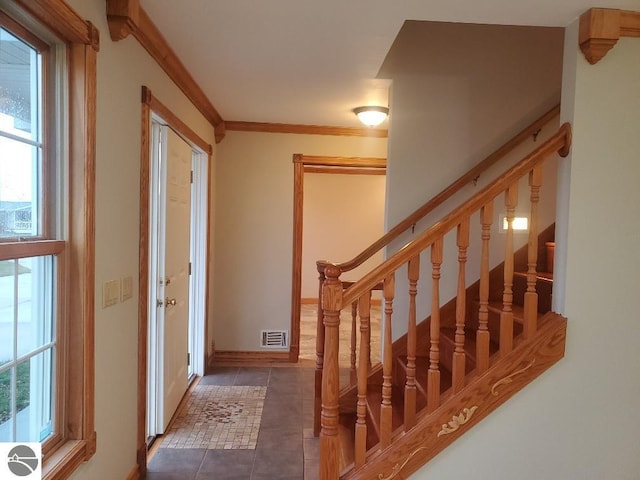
[189,150,209,379]
[137,86,213,474]
[289,154,386,362]
[148,124,200,435]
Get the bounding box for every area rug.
[161,385,267,449]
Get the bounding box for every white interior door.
[158,127,192,432]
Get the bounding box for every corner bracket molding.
[579,8,640,64]
[106,0,225,142]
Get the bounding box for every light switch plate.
[103,279,120,308]
[121,276,133,301]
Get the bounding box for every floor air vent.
[260,330,288,348]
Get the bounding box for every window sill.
[43,434,96,480]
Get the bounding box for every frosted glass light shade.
[353,106,389,127]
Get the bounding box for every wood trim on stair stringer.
[340,312,567,480]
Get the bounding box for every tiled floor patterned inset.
[161,385,267,450]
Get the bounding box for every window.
[0,13,60,445]
[0,1,97,478]
[0,25,44,240]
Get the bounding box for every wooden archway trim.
[289,154,386,362]
[579,8,640,65]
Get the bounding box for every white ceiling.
[140,0,640,128]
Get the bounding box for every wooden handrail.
[318,121,571,480]
[330,104,560,274]
[313,114,566,421]
[340,123,571,307]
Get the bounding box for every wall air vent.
[260,330,288,348]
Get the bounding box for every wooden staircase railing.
[317,123,571,480]
[313,104,560,437]
[332,103,559,275]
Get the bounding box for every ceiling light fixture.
[353,106,389,127]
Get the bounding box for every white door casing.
[188,152,208,378]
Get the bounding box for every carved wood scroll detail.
[437,406,479,437]
[377,447,428,480]
[377,405,479,479]
[491,359,536,396]
[579,8,640,65]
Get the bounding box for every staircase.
[313,111,571,480]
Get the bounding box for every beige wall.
[61,1,217,479]
[382,23,563,336]
[411,28,640,480]
[26,3,639,478]
[213,131,387,351]
[302,173,385,298]
[382,22,563,229]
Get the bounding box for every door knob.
[165,297,177,307]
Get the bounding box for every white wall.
[59,1,217,479]
[382,22,563,337]
[302,173,385,298]
[213,131,387,351]
[411,27,640,480]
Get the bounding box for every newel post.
[320,264,343,480]
[314,260,328,437]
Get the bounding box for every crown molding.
[106,0,225,142]
[225,120,388,138]
[579,8,640,64]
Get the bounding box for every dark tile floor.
[147,366,319,480]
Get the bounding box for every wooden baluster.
[428,238,443,413]
[320,264,342,480]
[477,202,493,373]
[500,185,518,355]
[380,273,395,449]
[354,293,371,468]
[366,290,372,370]
[404,255,420,430]
[453,219,470,393]
[350,300,357,384]
[524,166,542,339]
[314,262,326,437]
